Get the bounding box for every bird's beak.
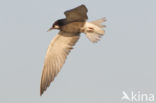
[47,27,53,32]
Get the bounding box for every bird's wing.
[40,31,80,95]
[64,4,88,22]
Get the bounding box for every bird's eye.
[54,25,59,29]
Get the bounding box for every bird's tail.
[83,17,106,43]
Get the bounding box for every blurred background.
[0,0,156,103]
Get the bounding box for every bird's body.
[61,21,85,33]
[40,4,106,95]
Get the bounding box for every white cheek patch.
[54,25,60,29]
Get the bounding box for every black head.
[47,19,66,31]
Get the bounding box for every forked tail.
[84,17,106,43]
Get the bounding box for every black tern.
[40,4,106,95]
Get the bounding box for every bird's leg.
[80,28,85,33]
[80,27,94,33]
[87,27,94,32]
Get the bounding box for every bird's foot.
[87,27,94,32]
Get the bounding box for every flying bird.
[40,4,106,95]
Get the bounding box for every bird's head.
[47,19,66,32]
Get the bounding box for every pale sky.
[0,0,156,103]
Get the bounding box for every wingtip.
[40,89,44,96]
[40,82,44,96]
[40,88,43,96]
[80,4,88,11]
[81,4,86,7]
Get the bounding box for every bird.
[40,4,106,95]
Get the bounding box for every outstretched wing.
[64,4,88,22]
[40,31,80,95]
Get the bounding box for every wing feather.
[64,4,88,22]
[40,31,80,95]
